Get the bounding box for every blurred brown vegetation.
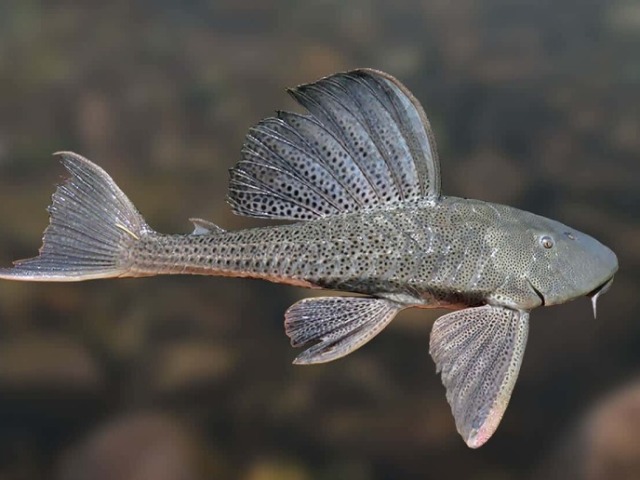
[0,0,638,479]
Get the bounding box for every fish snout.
[574,236,618,316]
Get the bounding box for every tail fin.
[0,152,149,281]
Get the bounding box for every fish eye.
[540,235,554,249]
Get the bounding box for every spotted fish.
[0,69,618,447]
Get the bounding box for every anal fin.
[429,305,529,448]
[285,296,403,364]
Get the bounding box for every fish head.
[523,214,618,315]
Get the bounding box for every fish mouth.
[587,276,615,319]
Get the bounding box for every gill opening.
[526,278,545,306]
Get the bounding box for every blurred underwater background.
[0,0,638,478]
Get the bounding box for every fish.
[0,69,618,448]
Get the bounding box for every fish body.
[126,197,609,313]
[0,69,618,448]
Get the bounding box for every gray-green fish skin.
[126,196,616,314]
[0,68,619,449]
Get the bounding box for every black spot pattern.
[228,69,441,221]
[284,296,402,364]
[429,305,529,448]
[320,74,421,198]
[128,198,525,310]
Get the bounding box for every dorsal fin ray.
[229,69,441,221]
[272,112,375,209]
[354,69,440,197]
[289,84,400,202]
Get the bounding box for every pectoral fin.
[285,296,403,364]
[429,306,529,448]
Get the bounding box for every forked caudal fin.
[0,152,149,281]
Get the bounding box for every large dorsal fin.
[228,69,441,221]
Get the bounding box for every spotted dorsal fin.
[228,69,440,221]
